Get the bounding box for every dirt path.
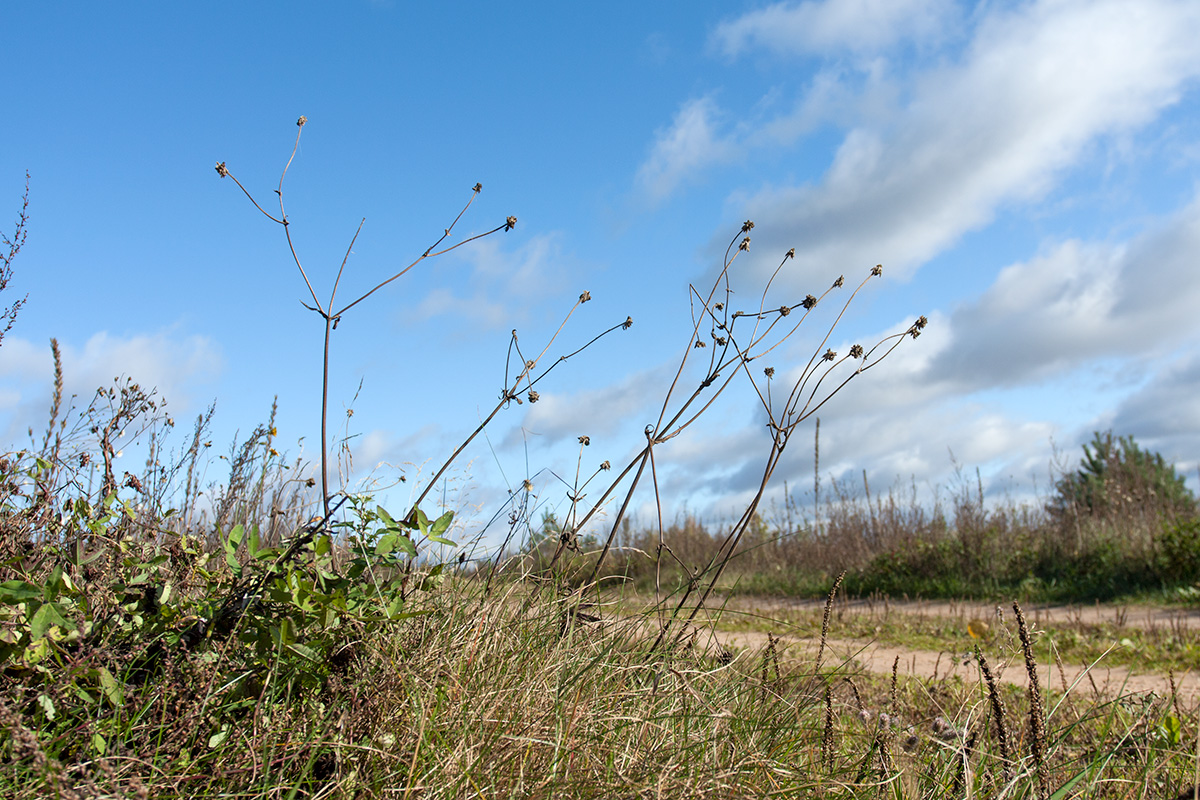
[709,628,1200,701]
[689,596,1200,701]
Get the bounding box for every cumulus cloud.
[410,233,574,331]
[635,97,738,204]
[711,0,957,58]
[735,0,1200,283]
[927,193,1200,390]
[0,330,222,446]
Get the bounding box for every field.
[4,127,1200,798]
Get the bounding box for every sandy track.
[711,628,1200,701]
[693,596,1200,701]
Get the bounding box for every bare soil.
[697,596,1200,701]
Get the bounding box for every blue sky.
[3,1,1200,543]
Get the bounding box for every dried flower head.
[764,367,775,378]
[779,304,791,317]
[579,290,591,303]
[214,161,229,178]
[786,248,795,259]
[822,349,837,361]
[525,360,536,371]
[908,316,928,338]
[523,479,533,492]
[622,316,634,329]
[297,115,308,127]
[600,460,611,470]
[849,344,864,359]
[578,435,590,446]
[505,215,517,231]
[527,390,539,403]
[714,302,724,311]
[833,275,844,288]
[715,336,727,346]
[871,264,883,276]
[473,182,483,192]
[739,237,750,251]
[694,339,706,348]
[742,220,755,232]
[802,294,817,309]
[123,472,143,493]
[305,477,316,488]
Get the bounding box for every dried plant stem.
[976,645,1012,774]
[1014,602,1048,800]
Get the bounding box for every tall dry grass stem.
[1014,601,1049,800]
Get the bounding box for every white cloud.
[928,191,1200,389]
[712,0,957,58]
[636,96,738,204]
[0,330,222,446]
[410,233,574,331]
[736,0,1200,282]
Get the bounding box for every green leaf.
[287,642,319,661]
[0,580,42,603]
[208,725,230,749]
[376,506,399,528]
[429,510,454,537]
[393,535,417,558]
[427,536,457,547]
[97,667,124,708]
[29,602,71,640]
[92,732,107,755]
[37,693,55,721]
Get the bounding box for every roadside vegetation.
[2,125,1197,798]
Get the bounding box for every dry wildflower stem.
[1015,601,1049,800]
[217,119,516,518]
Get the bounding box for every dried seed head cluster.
[802,294,817,309]
[849,344,864,359]
[742,220,755,232]
[739,237,751,251]
[871,264,883,276]
[527,390,539,403]
[909,315,928,338]
[297,115,307,127]
[505,215,517,231]
[786,248,795,259]
[600,460,610,470]
[822,349,836,361]
[764,367,775,378]
[578,435,590,446]
[779,305,791,317]
[579,290,591,303]
[473,182,483,192]
[622,316,634,329]
[214,161,229,178]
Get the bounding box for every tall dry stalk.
[1014,601,1048,800]
[217,118,516,520]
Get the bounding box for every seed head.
[739,237,751,251]
[622,316,634,329]
[742,220,755,232]
[505,215,517,231]
[523,479,533,492]
[715,336,727,346]
[833,275,844,288]
[871,264,883,276]
[714,302,724,311]
[527,390,539,403]
[786,248,795,259]
[779,304,791,317]
[297,115,307,127]
[473,182,483,193]
[214,161,229,178]
[849,344,864,359]
[764,367,775,378]
[578,435,590,446]
[694,339,706,348]
[801,294,817,310]
[600,460,611,471]
[579,290,591,303]
[822,349,837,361]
